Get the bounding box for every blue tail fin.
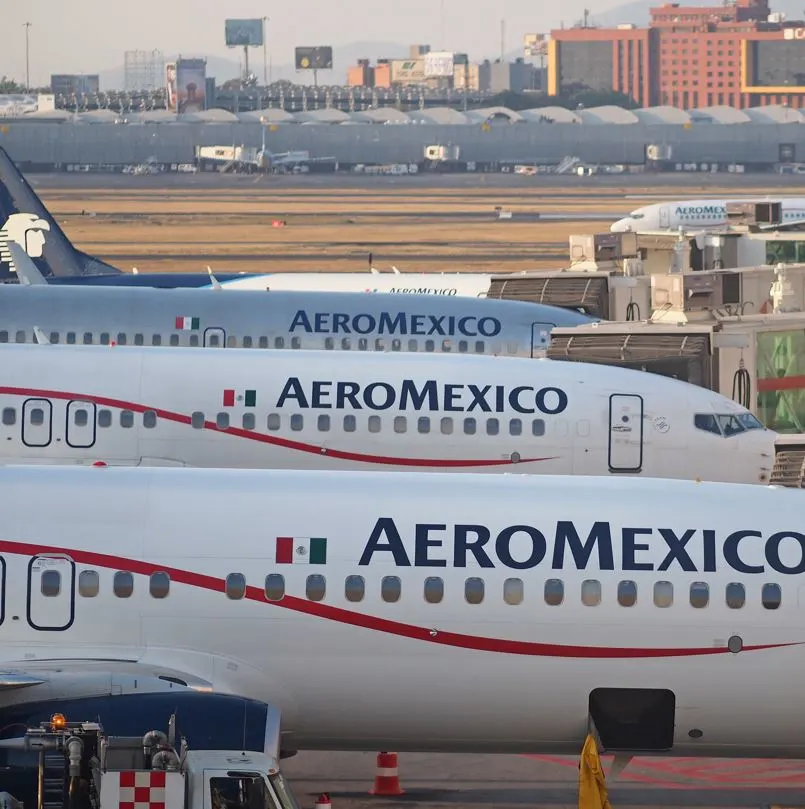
[0,146,120,279]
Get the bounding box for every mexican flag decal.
[175,316,200,330]
[223,389,257,407]
[276,536,327,565]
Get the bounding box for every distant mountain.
[594,0,805,27]
[97,41,411,91]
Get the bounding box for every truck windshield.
[211,776,274,809]
[269,773,302,809]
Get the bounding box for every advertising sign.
[424,51,454,77]
[524,33,548,57]
[295,46,334,70]
[390,60,426,83]
[165,62,178,111]
[225,19,264,47]
[176,59,206,113]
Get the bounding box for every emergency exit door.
[531,323,552,357]
[608,394,644,473]
[659,206,670,228]
[27,555,75,631]
[22,398,52,447]
[204,327,226,347]
[66,400,97,448]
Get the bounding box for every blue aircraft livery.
[288,310,501,337]
[275,378,568,414]
[359,519,805,574]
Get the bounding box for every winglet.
[391,266,401,275]
[33,326,51,344]
[6,242,47,285]
[206,266,222,289]
[370,267,379,275]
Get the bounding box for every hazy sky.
[3,0,621,86]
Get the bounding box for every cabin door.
[22,398,52,448]
[27,555,75,631]
[66,400,97,449]
[204,327,226,347]
[608,393,644,473]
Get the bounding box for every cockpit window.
[629,212,644,219]
[694,414,720,435]
[717,414,745,436]
[737,413,763,431]
[695,412,764,437]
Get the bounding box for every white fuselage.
[0,344,775,482]
[610,197,805,232]
[1,466,805,757]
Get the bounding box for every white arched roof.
[181,109,238,123]
[237,109,295,123]
[293,108,350,123]
[352,107,411,124]
[577,105,639,124]
[520,106,582,123]
[689,106,751,123]
[465,106,523,123]
[633,105,692,124]
[126,110,180,124]
[744,104,804,124]
[407,107,469,124]
[77,109,121,123]
[23,109,74,121]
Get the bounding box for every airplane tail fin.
[0,146,121,280]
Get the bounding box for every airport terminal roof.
[14,102,805,126]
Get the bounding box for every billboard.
[165,62,178,111]
[176,58,206,113]
[424,51,454,77]
[390,60,426,83]
[50,74,100,95]
[524,33,548,58]
[225,19,264,47]
[295,46,334,70]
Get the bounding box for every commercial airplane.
[0,465,803,761]
[0,344,774,482]
[0,274,594,357]
[611,197,805,232]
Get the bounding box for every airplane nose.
[610,219,630,232]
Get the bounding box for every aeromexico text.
[289,311,499,337]
[359,519,805,574]
[276,379,568,414]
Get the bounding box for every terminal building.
[548,0,805,108]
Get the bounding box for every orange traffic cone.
[315,794,332,809]
[369,751,404,796]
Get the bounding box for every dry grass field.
[35,179,801,275]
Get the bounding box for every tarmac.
[284,750,805,809]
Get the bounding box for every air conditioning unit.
[651,271,742,312]
[568,232,638,263]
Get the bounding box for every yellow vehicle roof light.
[51,713,67,730]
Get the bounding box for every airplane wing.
[757,218,805,231]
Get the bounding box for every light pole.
[23,22,31,90]
[262,17,269,86]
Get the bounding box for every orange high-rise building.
[549,0,805,109]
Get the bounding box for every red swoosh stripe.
[0,540,798,659]
[0,386,558,469]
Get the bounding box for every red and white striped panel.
[117,770,167,809]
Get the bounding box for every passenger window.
[0,331,6,343]
[98,409,112,428]
[264,574,285,601]
[653,580,673,608]
[442,339,451,352]
[243,336,253,348]
[391,339,402,352]
[100,332,110,345]
[134,333,144,346]
[581,579,601,607]
[143,411,157,429]
[2,408,15,426]
[15,330,25,343]
[368,416,381,433]
[762,583,782,610]
[407,339,417,352]
[267,414,281,431]
[30,408,44,426]
[324,337,335,350]
[345,575,365,603]
[425,340,435,352]
[486,418,499,436]
[226,336,237,348]
[191,412,205,429]
[169,334,179,346]
[74,409,89,427]
[291,337,301,349]
[49,332,59,344]
[503,577,524,605]
[381,576,401,603]
[474,340,485,354]
[113,571,134,598]
[274,337,285,349]
[394,416,407,434]
[78,570,99,597]
[375,339,384,351]
[120,411,134,428]
[341,338,351,350]
[463,418,476,435]
[358,338,368,351]
[544,578,564,606]
[242,413,256,430]
[343,415,356,432]
[458,340,468,353]
[66,332,76,345]
[83,332,93,345]
[306,574,326,602]
[726,582,745,609]
[509,418,522,436]
[532,419,545,436]
[226,573,246,600]
[418,416,430,434]
[189,334,199,347]
[617,580,637,607]
[152,334,162,346]
[290,414,303,431]
[318,414,331,432]
[41,569,61,597]
[424,576,443,604]
[116,333,127,346]
[216,413,230,430]
[690,581,709,608]
[465,577,484,604]
[694,414,720,435]
[259,337,269,349]
[149,572,170,599]
[440,417,453,435]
